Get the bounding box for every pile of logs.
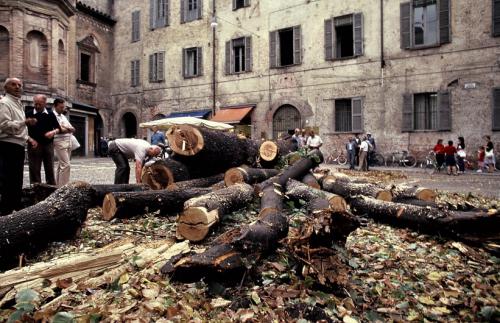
[1,125,499,281]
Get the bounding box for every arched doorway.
[272,105,301,139]
[121,112,137,138]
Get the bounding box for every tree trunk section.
[285,179,347,213]
[166,125,259,178]
[20,183,58,208]
[141,159,190,189]
[388,184,437,202]
[167,173,224,191]
[91,184,151,207]
[0,182,94,269]
[224,167,280,186]
[101,187,212,220]
[321,176,392,201]
[177,183,254,242]
[349,195,500,243]
[301,172,321,189]
[259,139,298,168]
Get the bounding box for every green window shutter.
[324,18,334,60]
[157,52,165,81]
[494,0,500,36]
[402,93,413,132]
[437,91,451,131]
[149,54,154,81]
[197,47,203,76]
[400,2,411,49]
[244,36,252,72]
[269,31,278,68]
[150,0,156,29]
[293,25,301,65]
[493,88,500,130]
[439,0,451,44]
[351,97,363,133]
[353,13,363,56]
[225,41,231,74]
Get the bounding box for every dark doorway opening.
[70,115,86,156]
[279,29,294,66]
[80,53,91,82]
[335,24,354,58]
[122,112,137,138]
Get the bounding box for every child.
[477,146,485,172]
[444,140,458,175]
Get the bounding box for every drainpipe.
[211,0,217,117]
[380,0,385,68]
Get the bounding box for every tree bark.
[301,172,321,189]
[388,184,437,202]
[321,176,392,201]
[177,183,254,242]
[224,167,280,186]
[0,182,94,269]
[141,159,190,189]
[20,183,58,208]
[349,195,500,243]
[166,125,259,178]
[167,173,224,191]
[258,139,298,168]
[285,179,347,213]
[90,184,151,207]
[101,187,212,220]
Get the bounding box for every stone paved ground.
[24,158,500,199]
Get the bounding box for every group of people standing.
[346,133,376,171]
[0,78,75,215]
[291,128,323,151]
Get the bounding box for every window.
[225,37,252,74]
[181,0,202,23]
[131,59,140,86]
[149,52,164,82]
[334,98,363,132]
[80,53,91,82]
[233,0,250,10]
[132,11,140,41]
[0,26,9,80]
[494,0,500,37]
[400,0,450,49]
[270,26,301,68]
[494,88,500,130]
[150,0,168,29]
[325,13,363,60]
[25,31,49,85]
[402,92,450,131]
[183,47,202,78]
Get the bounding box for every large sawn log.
[141,159,190,189]
[167,173,224,191]
[321,175,392,201]
[224,167,280,186]
[285,179,347,213]
[388,184,437,202]
[258,139,298,168]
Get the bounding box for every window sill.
[77,79,96,87]
[328,55,361,62]
[233,6,250,11]
[183,74,202,79]
[402,129,449,133]
[405,43,442,51]
[324,131,362,135]
[229,70,251,75]
[149,80,164,83]
[181,17,202,24]
[271,63,301,69]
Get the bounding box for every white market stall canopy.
[139,116,234,131]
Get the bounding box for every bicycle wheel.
[373,153,385,166]
[403,155,417,167]
[385,156,395,167]
[337,154,347,165]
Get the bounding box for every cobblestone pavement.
[23,158,500,199]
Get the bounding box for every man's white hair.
[3,77,22,89]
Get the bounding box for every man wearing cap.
[107,138,161,184]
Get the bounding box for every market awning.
[167,109,212,119]
[139,117,233,131]
[210,106,253,124]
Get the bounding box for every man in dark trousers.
[26,94,61,185]
[0,78,37,215]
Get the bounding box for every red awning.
[211,106,253,124]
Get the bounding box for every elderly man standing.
[107,138,161,184]
[52,98,75,186]
[0,78,37,215]
[26,94,61,185]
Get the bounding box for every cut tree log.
[177,183,254,242]
[321,175,392,201]
[258,139,298,167]
[349,195,500,243]
[285,179,347,213]
[322,172,368,184]
[301,172,321,189]
[167,173,224,191]
[0,182,94,270]
[90,184,150,207]
[101,187,212,220]
[388,184,437,202]
[166,125,259,177]
[141,159,190,189]
[224,167,280,186]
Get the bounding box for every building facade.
[2,0,500,158]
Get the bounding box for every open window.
[334,97,363,132]
[270,26,301,68]
[494,0,500,37]
[325,13,363,60]
[225,37,252,74]
[183,47,202,78]
[402,92,451,131]
[77,35,100,85]
[233,0,250,10]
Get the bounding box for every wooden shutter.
[135,60,140,86]
[232,0,237,10]
[437,91,451,131]
[244,36,252,72]
[293,26,301,65]
[494,0,500,36]
[244,0,250,6]
[402,93,413,131]
[130,60,135,86]
[400,2,411,49]
[150,0,156,29]
[324,18,334,60]
[132,11,140,41]
[225,41,231,74]
[158,0,167,27]
[493,88,500,130]
[182,49,186,78]
[353,13,363,56]
[439,0,451,44]
[157,52,165,81]
[351,97,363,132]
[149,54,154,81]
[269,31,277,68]
[197,0,202,20]
[197,47,203,76]
[180,0,185,23]
[166,0,169,26]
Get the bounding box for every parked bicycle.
[325,150,347,165]
[420,151,444,174]
[385,150,417,167]
[369,152,385,167]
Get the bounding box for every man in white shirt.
[358,136,372,171]
[107,138,161,184]
[306,130,323,150]
[53,98,75,186]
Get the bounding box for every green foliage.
[52,312,76,323]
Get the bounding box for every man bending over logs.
[108,138,161,184]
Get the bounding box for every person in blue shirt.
[150,126,165,145]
